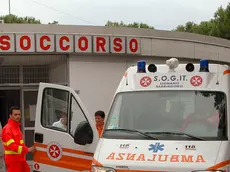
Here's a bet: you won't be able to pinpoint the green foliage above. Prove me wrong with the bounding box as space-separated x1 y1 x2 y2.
0 14 41 24
174 3 230 40
105 20 154 29
48 21 59 24
105 3 230 40
0 14 58 25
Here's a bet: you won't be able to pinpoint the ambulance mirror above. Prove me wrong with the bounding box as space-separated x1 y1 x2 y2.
73 121 93 145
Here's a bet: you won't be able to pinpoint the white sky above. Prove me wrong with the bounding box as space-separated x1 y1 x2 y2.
0 0 229 30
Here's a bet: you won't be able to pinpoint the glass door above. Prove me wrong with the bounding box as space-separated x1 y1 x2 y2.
21 89 38 164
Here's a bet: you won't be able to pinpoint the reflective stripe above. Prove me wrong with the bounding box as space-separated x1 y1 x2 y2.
6 139 15 146
5 150 20 154
3 139 24 145
18 146 22 154
4 146 23 154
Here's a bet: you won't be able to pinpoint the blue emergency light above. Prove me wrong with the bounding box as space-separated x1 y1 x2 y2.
199 59 209 72
137 60 146 73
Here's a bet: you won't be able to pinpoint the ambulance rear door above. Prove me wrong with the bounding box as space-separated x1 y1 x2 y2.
33 82 99 172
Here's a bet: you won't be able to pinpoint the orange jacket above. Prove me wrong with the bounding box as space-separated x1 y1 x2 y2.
2 119 28 164
96 125 104 138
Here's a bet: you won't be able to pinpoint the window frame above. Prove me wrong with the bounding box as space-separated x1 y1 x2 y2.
40 88 92 139
40 87 70 133
68 93 91 138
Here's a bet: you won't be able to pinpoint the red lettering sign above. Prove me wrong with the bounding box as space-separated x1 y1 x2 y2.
129 38 138 52
114 38 122 52
0 35 10 51
0 34 14 52
40 36 51 50
20 36 31 50
36 34 54 52
96 37 106 52
60 36 70 51
106 152 206 163
0 33 142 54
79 37 88 51
16 34 35 52
56 35 73 52
127 37 140 54
110 37 125 53
93 36 109 53
75 35 92 53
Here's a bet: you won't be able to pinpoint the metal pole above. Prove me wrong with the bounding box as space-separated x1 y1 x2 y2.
9 0 11 15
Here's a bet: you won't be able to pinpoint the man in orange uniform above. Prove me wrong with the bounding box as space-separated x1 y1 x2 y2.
95 110 105 137
2 106 35 172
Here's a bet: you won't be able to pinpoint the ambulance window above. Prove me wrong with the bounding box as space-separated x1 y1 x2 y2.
41 88 69 132
69 95 88 137
107 95 122 129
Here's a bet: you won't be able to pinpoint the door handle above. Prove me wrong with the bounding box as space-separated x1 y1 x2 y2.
35 133 43 143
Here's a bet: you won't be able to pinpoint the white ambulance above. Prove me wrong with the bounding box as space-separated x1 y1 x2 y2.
33 58 230 171
92 58 230 172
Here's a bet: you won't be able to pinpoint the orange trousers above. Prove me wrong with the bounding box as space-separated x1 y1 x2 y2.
6 161 30 172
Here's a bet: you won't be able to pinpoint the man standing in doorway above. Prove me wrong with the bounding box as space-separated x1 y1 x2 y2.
95 110 105 137
2 106 35 172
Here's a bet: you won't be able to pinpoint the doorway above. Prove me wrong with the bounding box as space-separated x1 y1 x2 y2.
0 90 20 127
0 89 38 165
22 89 38 162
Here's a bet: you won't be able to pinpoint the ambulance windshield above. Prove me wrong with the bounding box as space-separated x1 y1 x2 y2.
104 90 227 140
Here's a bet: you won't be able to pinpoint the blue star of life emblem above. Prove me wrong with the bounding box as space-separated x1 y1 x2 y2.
148 142 165 153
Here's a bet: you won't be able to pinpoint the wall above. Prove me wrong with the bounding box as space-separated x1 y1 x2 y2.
49 56 68 85
68 55 127 116
0 54 66 65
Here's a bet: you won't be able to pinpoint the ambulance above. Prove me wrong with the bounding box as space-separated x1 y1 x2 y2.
33 58 230 172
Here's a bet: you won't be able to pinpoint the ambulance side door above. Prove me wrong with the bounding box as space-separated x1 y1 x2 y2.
33 82 99 172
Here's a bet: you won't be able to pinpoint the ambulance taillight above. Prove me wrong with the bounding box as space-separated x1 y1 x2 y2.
199 59 209 72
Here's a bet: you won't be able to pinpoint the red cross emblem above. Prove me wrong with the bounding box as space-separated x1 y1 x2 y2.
190 76 203 86
47 142 62 161
34 163 40 170
140 76 152 87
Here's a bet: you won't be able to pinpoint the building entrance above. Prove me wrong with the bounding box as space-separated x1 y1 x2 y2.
0 55 68 167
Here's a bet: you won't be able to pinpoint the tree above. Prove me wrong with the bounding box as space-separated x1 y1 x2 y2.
105 20 154 29
210 5 230 39
48 21 59 24
174 3 230 40
0 14 60 25
0 14 41 24
174 21 198 33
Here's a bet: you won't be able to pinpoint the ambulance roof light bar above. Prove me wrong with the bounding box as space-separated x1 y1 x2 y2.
137 60 146 73
137 61 157 73
199 59 209 72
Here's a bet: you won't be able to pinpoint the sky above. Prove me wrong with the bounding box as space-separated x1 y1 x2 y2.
0 0 229 30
